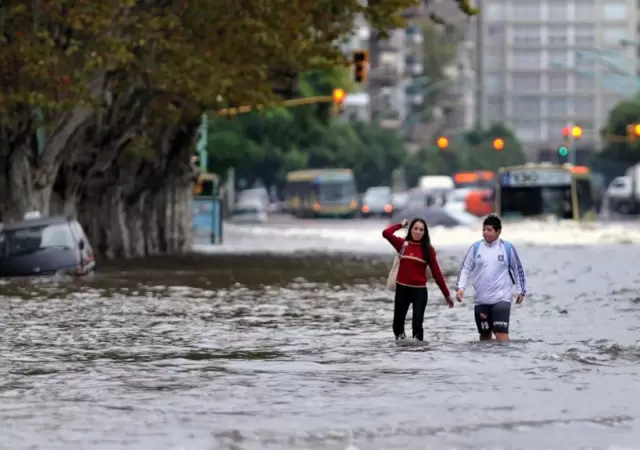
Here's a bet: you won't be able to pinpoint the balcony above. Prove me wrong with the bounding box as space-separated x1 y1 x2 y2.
405 62 424 77
370 63 402 85
405 26 424 46
404 55 423 77
378 110 402 129
401 4 424 19
376 30 404 51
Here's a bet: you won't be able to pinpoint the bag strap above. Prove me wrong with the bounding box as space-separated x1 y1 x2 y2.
501 239 516 285
398 241 408 255
472 240 481 258
502 240 512 268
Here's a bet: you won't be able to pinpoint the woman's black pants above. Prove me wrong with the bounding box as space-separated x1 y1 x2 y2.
393 284 428 340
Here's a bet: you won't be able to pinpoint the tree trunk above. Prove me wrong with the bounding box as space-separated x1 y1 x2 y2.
73 120 198 260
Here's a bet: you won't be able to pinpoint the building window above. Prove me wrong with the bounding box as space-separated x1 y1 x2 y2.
548 97 569 116
603 27 627 44
547 26 568 44
548 49 569 67
512 120 540 142
547 120 570 139
511 72 541 91
485 51 505 68
487 73 506 91
574 51 595 69
547 3 569 21
512 50 541 69
487 96 505 120
575 76 595 90
603 3 628 20
380 51 399 65
485 2 505 20
513 25 542 44
487 25 505 40
512 3 542 20
573 97 595 115
574 1 596 20
574 25 596 45
548 73 568 91
512 96 542 117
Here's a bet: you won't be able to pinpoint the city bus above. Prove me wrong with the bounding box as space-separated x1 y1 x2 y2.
284 169 359 218
453 170 495 189
495 163 595 220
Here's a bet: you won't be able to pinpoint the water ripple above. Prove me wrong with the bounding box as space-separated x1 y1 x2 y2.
1 237 640 449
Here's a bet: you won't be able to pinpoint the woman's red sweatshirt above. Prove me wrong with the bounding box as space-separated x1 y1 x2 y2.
382 223 451 298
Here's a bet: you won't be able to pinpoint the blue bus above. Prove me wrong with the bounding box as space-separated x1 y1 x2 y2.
284 169 359 218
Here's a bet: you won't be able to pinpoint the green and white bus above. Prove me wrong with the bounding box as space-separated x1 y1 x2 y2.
285 169 359 218
495 163 596 221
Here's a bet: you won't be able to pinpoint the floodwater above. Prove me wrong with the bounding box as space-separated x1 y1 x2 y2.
2 217 640 450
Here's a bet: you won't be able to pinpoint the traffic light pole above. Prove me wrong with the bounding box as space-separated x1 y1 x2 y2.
568 134 576 165
214 95 334 117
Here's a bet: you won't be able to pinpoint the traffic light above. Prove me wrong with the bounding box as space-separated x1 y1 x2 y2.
492 138 504 151
571 125 582 139
436 136 449 149
559 126 571 156
626 123 640 142
353 50 368 83
332 88 346 114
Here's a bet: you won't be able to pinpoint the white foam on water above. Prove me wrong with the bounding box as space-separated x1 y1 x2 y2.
193 218 640 255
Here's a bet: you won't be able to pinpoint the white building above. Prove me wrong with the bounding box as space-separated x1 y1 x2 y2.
474 0 637 160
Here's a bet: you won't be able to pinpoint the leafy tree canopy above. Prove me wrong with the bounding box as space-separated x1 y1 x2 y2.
600 97 640 167
1 0 452 129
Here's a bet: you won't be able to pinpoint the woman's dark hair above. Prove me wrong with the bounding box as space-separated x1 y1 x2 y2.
405 217 431 265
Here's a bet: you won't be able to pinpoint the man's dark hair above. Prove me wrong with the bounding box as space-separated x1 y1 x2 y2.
483 214 502 231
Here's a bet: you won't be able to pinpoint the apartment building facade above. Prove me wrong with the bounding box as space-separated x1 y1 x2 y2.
475 0 637 159
342 3 475 147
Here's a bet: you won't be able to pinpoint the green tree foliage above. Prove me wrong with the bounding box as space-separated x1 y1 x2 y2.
599 97 640 168
403 123 527 187
206 70 408 192
0 0 435 128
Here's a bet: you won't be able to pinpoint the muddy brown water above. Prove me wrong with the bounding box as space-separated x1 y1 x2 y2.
1 241 640 449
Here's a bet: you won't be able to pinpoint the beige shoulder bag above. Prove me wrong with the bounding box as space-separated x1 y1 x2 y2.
386 242 408 291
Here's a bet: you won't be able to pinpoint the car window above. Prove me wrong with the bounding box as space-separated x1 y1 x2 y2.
0 223 75 257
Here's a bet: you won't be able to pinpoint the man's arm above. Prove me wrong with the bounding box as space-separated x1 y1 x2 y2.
455 244 476 292
509 244 528 297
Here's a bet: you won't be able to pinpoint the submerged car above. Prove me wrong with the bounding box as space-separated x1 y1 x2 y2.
0 212 96 277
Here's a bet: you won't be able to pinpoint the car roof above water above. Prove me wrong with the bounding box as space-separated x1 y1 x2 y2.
2 215 71 232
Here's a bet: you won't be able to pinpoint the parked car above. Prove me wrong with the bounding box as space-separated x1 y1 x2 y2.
0 212 96 278
390 191 409 213
361 186 393 218
229 201 268 224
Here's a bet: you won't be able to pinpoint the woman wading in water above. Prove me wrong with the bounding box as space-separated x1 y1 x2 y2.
383 218 455 340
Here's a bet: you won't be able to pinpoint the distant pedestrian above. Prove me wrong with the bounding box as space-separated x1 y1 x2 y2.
383 218 454 341
455 215 528 342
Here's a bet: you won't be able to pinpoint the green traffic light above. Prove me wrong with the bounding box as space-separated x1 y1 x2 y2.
558 146 568 156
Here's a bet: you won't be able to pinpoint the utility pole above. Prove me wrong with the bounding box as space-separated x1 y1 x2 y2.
474 0 484 129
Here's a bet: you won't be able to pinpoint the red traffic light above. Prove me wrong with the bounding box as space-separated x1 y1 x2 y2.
562 127 570 137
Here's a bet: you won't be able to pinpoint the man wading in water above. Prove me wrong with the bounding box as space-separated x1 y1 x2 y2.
383 218 454 341
455 215 528 342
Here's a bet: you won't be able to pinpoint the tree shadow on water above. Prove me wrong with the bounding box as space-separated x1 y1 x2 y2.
1 252 398 299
